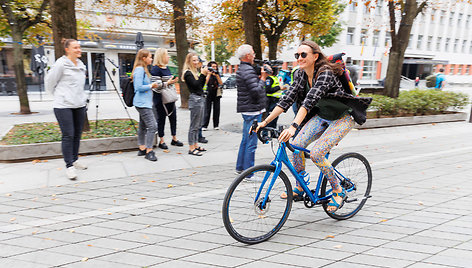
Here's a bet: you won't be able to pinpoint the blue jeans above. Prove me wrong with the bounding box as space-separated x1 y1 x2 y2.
236 113 262 171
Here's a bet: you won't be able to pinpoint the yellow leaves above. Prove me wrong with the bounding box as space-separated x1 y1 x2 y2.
69 230 75 233
10 217 16 222
167 184 173 188
81 257 89 262
325 235 335 239
379 219 388 223
140 197 146 200
333 245 343 249
418 201 424 206
258 215 266 219
163 150 170 153
148 180 156 183
189 182 194 186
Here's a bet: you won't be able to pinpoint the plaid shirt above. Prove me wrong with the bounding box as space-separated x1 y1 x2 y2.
277 66 372 125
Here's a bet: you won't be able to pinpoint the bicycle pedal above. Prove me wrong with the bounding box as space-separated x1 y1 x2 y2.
292 195 304 202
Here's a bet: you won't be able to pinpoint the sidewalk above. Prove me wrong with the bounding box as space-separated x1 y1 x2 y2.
1 90 472 267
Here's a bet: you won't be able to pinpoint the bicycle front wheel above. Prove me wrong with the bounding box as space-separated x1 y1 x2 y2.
222 164 293 244
321 152 372 220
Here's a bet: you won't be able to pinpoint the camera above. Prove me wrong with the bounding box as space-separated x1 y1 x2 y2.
254 59 284 75
207 66 218 74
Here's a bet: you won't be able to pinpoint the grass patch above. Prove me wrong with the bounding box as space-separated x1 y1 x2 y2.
1 119 137 145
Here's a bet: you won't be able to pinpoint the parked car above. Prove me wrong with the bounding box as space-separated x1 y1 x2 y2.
222 74 237 89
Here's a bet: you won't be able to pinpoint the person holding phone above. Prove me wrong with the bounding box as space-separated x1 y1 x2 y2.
151 48 183 150
132 49 160 161
182 53 210 156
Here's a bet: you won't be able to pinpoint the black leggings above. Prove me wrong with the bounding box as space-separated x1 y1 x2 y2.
154 94 177 137
54 106 86 168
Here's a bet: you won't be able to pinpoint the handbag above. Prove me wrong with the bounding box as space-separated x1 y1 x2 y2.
151 75 179 104
216 85 223 97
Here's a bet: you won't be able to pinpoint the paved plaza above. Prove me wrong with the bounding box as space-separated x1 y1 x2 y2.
1 90 472 267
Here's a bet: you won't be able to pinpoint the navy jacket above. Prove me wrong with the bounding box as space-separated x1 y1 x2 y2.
236 61 267 113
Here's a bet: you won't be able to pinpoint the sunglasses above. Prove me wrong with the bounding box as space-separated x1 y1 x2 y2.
294 52 310 59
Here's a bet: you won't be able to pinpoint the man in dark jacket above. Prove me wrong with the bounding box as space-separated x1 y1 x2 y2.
235 44 269 175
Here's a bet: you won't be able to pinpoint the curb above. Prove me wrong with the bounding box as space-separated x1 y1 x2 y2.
0 136 137 162
356 112 467 129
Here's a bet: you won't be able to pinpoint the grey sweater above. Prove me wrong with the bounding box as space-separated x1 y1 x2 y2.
45 56 87 108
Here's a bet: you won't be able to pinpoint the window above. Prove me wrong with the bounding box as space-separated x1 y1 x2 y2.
347 27 355 45
348 1 356 11
360 29 368 45
466 65 470 74
361 61 376 80
417 35 423 50
454 39 459 52
462 40 467 53
458 13 463 26
445 38 450 51
457 65 462 74
373 30 380 46
449 12 455 26
408 34 413 48
375 0 382 15
440 11 446 24
385 34 391 46
467 15 471 27
436 37 442 51
427 36 433 51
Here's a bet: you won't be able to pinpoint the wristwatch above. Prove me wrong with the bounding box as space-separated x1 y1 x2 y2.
291 122 299 129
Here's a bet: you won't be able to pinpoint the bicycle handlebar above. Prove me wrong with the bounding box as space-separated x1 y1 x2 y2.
250 120 310 158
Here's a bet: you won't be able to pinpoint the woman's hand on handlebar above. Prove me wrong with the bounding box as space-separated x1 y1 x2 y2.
278 127 295 142
254 120 267 133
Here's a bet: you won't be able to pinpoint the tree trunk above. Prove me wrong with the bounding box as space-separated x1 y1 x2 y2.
267 36 279 60
11 28 31 114
172 0 190 108
50 0 77 60
384 0 424 98
242 0 262 59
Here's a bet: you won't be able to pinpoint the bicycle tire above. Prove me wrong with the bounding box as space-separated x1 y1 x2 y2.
320 152 372 220
222 164 293 244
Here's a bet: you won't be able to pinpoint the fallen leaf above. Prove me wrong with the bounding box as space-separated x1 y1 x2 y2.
32 230 38 235
163 150 170 153
167 184 173 188
81 257 88 262
43 237 52 240
32 159 40 164
51 194 56 197
51 198 58 201
69 230 75 233
431 123 436 126
10 217 16 221
56 185 62 187
140 197 146 200
333 245 343 249
6 193 12 196
325 235 335 239
102 153 109 156
229 217 234 223
379 219 388 223
118 151 123 154
192 172 197 175
457 165 462 168
87 244 93 247
189 182 194 186
132 179 137 182
123 198 128 200
418 201 424 205
422 136 427 139
146 225 151 228
375 212 380 215
43 160 48 162
148 180 156 183
142 235 149 239
113 200 116 203
258 215 266 219
107 212 113 215
57 168 62 170
32 197 38 201
176 152 182 155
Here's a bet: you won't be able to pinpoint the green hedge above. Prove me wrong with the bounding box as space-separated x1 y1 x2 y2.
362 89 469 117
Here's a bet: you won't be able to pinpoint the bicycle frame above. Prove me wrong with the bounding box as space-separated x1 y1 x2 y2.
255 141 355 208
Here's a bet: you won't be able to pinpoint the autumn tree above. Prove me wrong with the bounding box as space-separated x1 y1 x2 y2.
0 0 50 114
203 37 232 66
214 0 342 60
383 0 427 98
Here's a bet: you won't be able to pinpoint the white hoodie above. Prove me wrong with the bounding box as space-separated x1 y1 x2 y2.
45 56 87 108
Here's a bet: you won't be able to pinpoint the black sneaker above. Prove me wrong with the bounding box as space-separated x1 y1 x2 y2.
198 137 208 144
158 143 168 149
171 140 184 146
145 150 158 161
137 149 146 156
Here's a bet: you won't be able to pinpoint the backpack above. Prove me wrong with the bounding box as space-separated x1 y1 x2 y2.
425 74 437 88
120 77 135 107
327 53 358 96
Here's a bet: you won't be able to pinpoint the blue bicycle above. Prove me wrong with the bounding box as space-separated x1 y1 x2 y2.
222 123 372 244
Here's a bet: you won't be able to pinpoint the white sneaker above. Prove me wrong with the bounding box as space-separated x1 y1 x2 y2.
73 161 88 170
214 127 220 130
202 127 208 131
66 167 77 180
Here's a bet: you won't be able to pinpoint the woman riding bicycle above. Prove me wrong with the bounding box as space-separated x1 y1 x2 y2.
257 41 372 212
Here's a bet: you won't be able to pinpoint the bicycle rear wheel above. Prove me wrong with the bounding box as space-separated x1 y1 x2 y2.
321 152 372 220
222 164 293 244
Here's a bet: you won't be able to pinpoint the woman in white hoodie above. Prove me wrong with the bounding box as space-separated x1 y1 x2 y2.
45 39 88 180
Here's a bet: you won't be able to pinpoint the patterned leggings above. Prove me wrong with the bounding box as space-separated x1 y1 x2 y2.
291 114 355 191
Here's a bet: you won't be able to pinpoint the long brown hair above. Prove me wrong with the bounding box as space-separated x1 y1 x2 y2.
300 40 343 78
181 52 199 81
131 49 151 79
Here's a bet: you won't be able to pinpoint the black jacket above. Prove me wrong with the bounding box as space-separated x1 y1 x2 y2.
236 61 267 113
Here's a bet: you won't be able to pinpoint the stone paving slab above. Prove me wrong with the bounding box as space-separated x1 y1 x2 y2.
1 120 472 267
